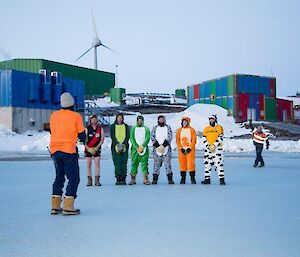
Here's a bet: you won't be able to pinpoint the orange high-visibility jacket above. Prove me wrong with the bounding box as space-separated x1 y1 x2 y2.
50 109 85 154
253 129 268 144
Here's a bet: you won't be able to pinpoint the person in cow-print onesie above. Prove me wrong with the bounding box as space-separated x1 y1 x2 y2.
201 115 225 185
151 115 174 184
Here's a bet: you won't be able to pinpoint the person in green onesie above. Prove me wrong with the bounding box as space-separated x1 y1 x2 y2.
129 115 151 185
110 113 130 185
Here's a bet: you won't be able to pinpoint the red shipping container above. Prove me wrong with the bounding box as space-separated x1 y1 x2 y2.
194 84 199 100
237 93 250 122
259 94 265 120
276 98 293 121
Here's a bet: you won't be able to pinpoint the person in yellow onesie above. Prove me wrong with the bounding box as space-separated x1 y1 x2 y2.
201 115 225 185
176 117 197 184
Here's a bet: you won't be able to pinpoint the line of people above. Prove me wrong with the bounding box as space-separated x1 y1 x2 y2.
84 113 226 187
49 92 269 215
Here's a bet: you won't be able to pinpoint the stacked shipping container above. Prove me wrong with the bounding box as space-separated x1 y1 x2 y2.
0 69 85 132
187 74 293 122
0 69 84 109
0 59 115 97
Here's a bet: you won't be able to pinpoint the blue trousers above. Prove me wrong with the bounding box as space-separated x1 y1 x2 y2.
52 151 80 198
254 143 264 166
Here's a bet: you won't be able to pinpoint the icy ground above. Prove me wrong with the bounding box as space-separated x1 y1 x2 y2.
0 152 299 257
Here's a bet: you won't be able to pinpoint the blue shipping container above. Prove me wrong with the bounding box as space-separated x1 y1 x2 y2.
238 75 245 93
216 80 222 97
221 78 228 96
188 86 194 106
0 70 12 106
0 69 85 109
199 84 205 98
42 83 51 103
264 78 270 97
257 77 263 94
254 77 259 93
204 82 210 98
228 96 234 110
249 94 255 108
255 94 260 120
249 76 254 94
205 98 210 104
216 97 222 107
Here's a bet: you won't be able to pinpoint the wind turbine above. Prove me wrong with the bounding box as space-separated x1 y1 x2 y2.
74 9 120 70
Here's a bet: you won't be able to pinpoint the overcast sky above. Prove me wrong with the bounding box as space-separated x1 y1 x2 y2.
0 0 299 96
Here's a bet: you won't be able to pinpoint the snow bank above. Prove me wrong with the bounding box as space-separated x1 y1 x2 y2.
0 129 299 156
0 104 299 156
123 104 249 138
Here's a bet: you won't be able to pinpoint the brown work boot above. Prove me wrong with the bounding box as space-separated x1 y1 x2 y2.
129 175 136 185
63 196 80 215
51 195 62 215
86 176 92 186
143 175 150 185
95 176 101 186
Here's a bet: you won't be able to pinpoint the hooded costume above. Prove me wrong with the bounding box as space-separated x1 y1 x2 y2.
176 117 197 184
201 115 225 185
110 113 130 185
151 115 174 184
129 116 151 184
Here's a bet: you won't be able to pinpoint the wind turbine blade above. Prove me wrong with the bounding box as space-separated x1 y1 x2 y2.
101 44 124 57
74 46 94 63
91 8 99 39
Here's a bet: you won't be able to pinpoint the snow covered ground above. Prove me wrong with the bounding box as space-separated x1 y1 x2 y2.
0 104 299 158
0 152 299 257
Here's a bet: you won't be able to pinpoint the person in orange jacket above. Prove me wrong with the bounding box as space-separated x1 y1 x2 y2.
50 92 86 215
176 117 197 184
252 125 270 167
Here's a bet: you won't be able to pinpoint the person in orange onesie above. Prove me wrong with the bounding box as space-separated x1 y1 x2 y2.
176 117 197 184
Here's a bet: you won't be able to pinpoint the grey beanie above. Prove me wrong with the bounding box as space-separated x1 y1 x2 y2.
60 92 75 108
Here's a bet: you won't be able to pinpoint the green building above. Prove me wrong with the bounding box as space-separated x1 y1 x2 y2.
0 58 115 97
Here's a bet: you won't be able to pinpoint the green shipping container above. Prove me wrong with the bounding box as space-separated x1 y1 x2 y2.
0 58 115 97
175 89 186 98
110 88 125 104
227 75 235 96
200 98 205 103
209 81 216 104
221 97 228 109
265 97 277 121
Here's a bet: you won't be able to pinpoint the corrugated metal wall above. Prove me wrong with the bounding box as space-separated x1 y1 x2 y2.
187 74 281 122
276 98 293 121
0 69 84 110
0 59 115 97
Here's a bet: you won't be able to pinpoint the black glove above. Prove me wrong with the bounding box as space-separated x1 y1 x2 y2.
186 148 191 154
181 148 186 154
162 140 169 147
153 140 160 148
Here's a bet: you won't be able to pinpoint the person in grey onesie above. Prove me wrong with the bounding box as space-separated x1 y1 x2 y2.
151 115 174 184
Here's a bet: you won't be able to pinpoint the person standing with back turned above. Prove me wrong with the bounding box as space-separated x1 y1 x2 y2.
50 92 86 215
